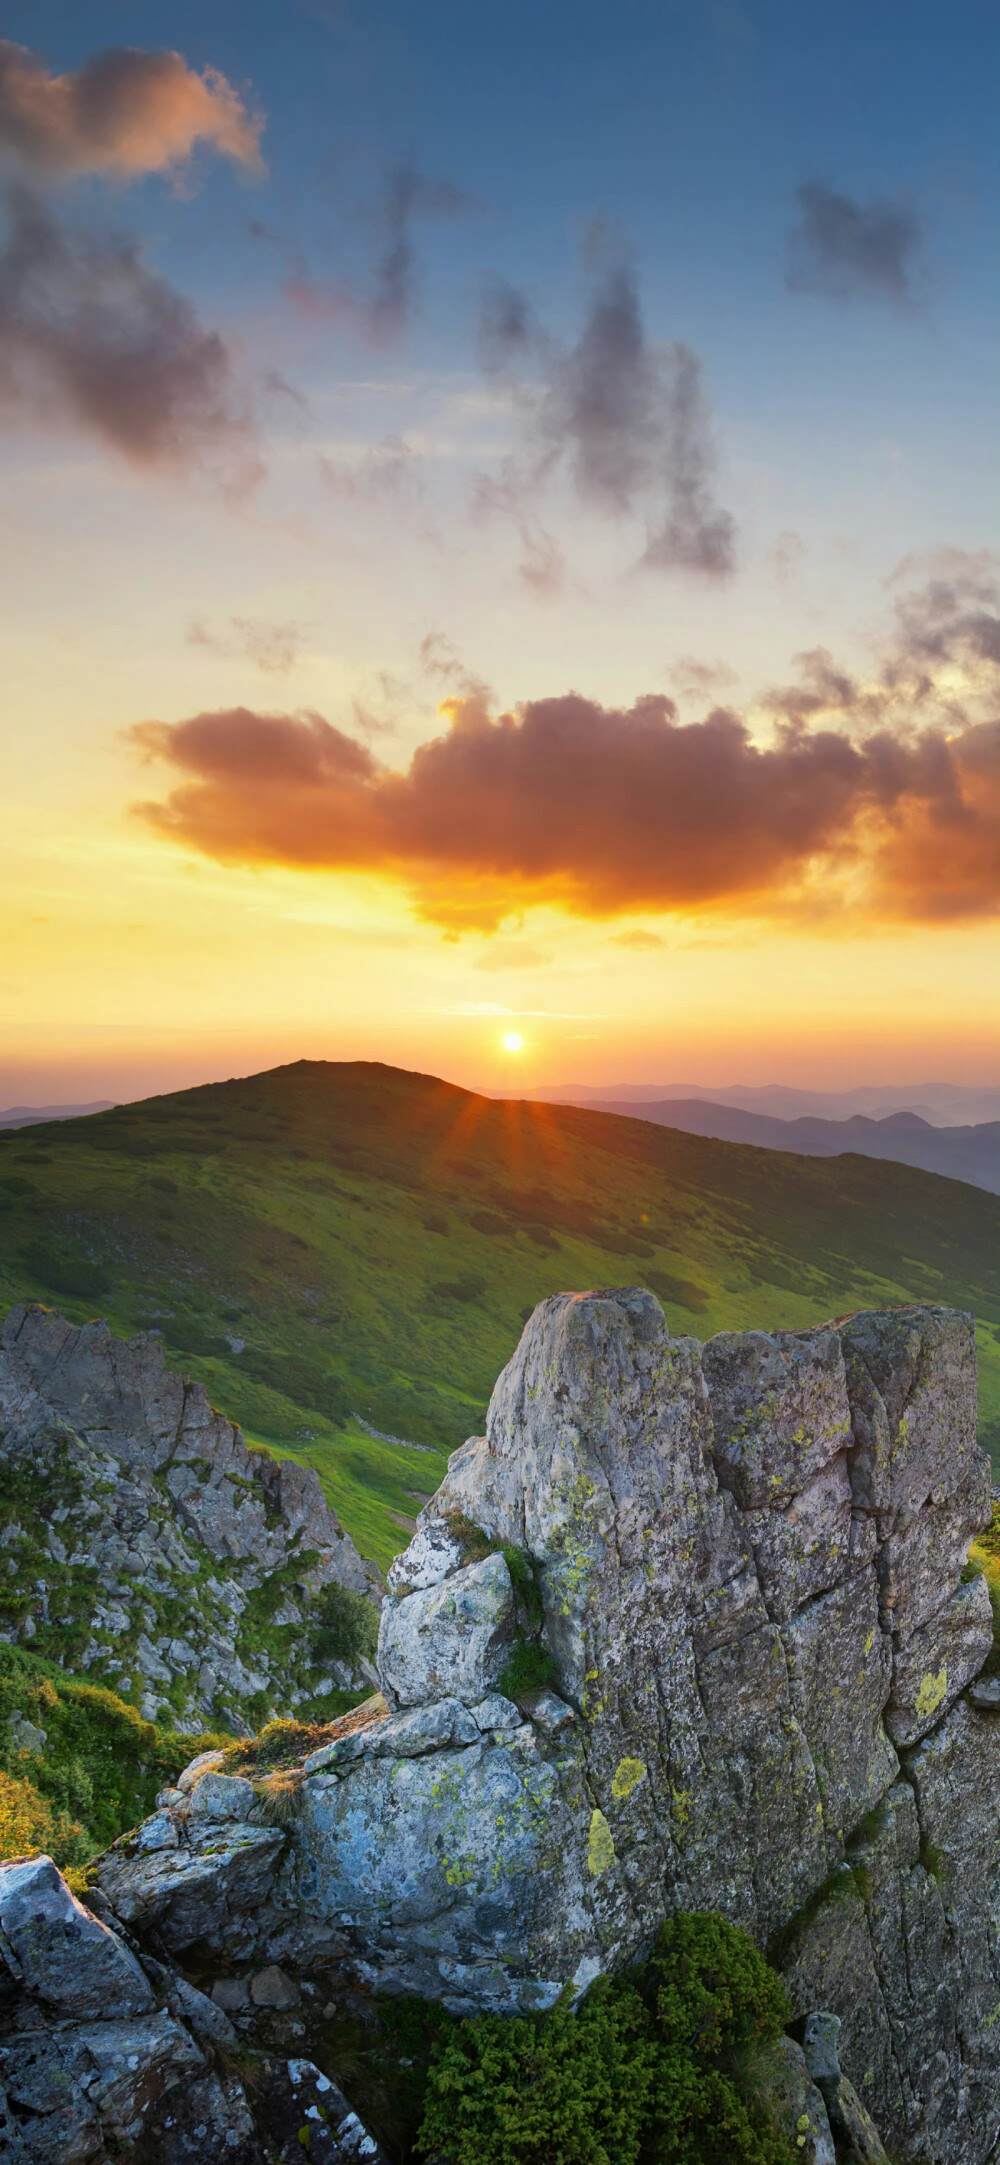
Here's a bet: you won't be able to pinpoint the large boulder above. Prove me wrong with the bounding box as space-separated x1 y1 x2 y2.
89 1295 999 2163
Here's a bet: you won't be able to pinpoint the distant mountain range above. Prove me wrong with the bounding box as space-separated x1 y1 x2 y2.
524 1080 1000 1127
586 1098 1000 1194
0 1101 115 1130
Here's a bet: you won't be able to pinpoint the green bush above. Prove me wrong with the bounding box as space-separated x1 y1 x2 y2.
645 1911 793 2164
418 1977 656 2165
310 1582 379 1669
418 1913 796 2165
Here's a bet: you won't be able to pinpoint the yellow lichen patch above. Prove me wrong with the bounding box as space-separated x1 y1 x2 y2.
670 1785 693 1830
611 1756 647 1801
587 1807 616 1875
915 1667 947 1719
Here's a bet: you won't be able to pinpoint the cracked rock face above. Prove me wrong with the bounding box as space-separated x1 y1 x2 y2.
92 1293 998 2164
0 1304 376 1731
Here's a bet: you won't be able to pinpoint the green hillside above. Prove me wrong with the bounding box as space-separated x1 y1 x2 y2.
1 1059 996 1571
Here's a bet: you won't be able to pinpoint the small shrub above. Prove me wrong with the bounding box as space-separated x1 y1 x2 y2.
0 1766 87 1868
470 1210 511 1237
497 1641 557 1698
310 1583 379 1669
419 1978 656 2165
253 1768 303 1824
645 1911 794 2164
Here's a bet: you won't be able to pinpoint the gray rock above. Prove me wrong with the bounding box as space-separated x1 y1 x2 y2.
378 1551 516 1707
7 1710 47 1755
187 1770 258 1822
67 1294 1000 2163
884 1572 994 1747
250 1962 300 2008
386 1515 464 1593
177 1748 226 1792
0 1855 154 2019
470 1691 521 1732
516 1688 577 1734
0 1303 377 1733
702 1325 851 1509
967 1673 1000 1711
771 2033 837 2165
95 1822 285 1950
211 1974 251 2011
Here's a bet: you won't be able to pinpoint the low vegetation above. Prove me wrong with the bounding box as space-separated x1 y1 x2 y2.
0 1642 224 1868
0 1061 995 1572
320 1912 802 2164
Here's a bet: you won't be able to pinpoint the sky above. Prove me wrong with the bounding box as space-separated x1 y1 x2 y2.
1 0 997 1105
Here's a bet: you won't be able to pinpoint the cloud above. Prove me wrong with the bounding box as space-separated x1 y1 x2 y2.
478 278 538 373
188 617 306 675
608 930 664 950
0 185 258 481
474 940 554 971
0 40 262 180
128 561 999 934
286 161 472 342
669 656 739 699
475 243 735 578
787 181 924 309
320 432 420 502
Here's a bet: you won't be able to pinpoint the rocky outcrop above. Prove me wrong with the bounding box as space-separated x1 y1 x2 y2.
70 1297 1000 2160
0 1304 376 1732
0 1853 390 2162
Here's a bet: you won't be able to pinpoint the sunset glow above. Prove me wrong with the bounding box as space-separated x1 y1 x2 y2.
0 4 995 1109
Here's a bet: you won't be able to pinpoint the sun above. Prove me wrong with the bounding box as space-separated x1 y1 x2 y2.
502 1032 523 1053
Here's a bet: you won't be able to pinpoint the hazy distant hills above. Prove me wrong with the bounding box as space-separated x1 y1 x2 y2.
0 1101 114 1129
524 1080 1000 1127
588 1099 1000 1194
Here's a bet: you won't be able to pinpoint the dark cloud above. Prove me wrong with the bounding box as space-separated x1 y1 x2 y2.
128 562 999 933
0 39 262 179
787 181 924 309
286 161 472 342
477 279 539 373
476 246 735 578
188 617 306 675
0 185 258 481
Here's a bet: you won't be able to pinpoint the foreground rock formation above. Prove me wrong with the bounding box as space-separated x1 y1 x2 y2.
0 1305 375 1731
4 1292 996 2162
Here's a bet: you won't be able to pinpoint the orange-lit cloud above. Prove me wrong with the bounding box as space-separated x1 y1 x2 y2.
0 40 262 180
127 559 999 934
128 693 997 934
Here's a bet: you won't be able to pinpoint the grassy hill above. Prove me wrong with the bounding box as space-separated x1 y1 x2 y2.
1 1059 996 1571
